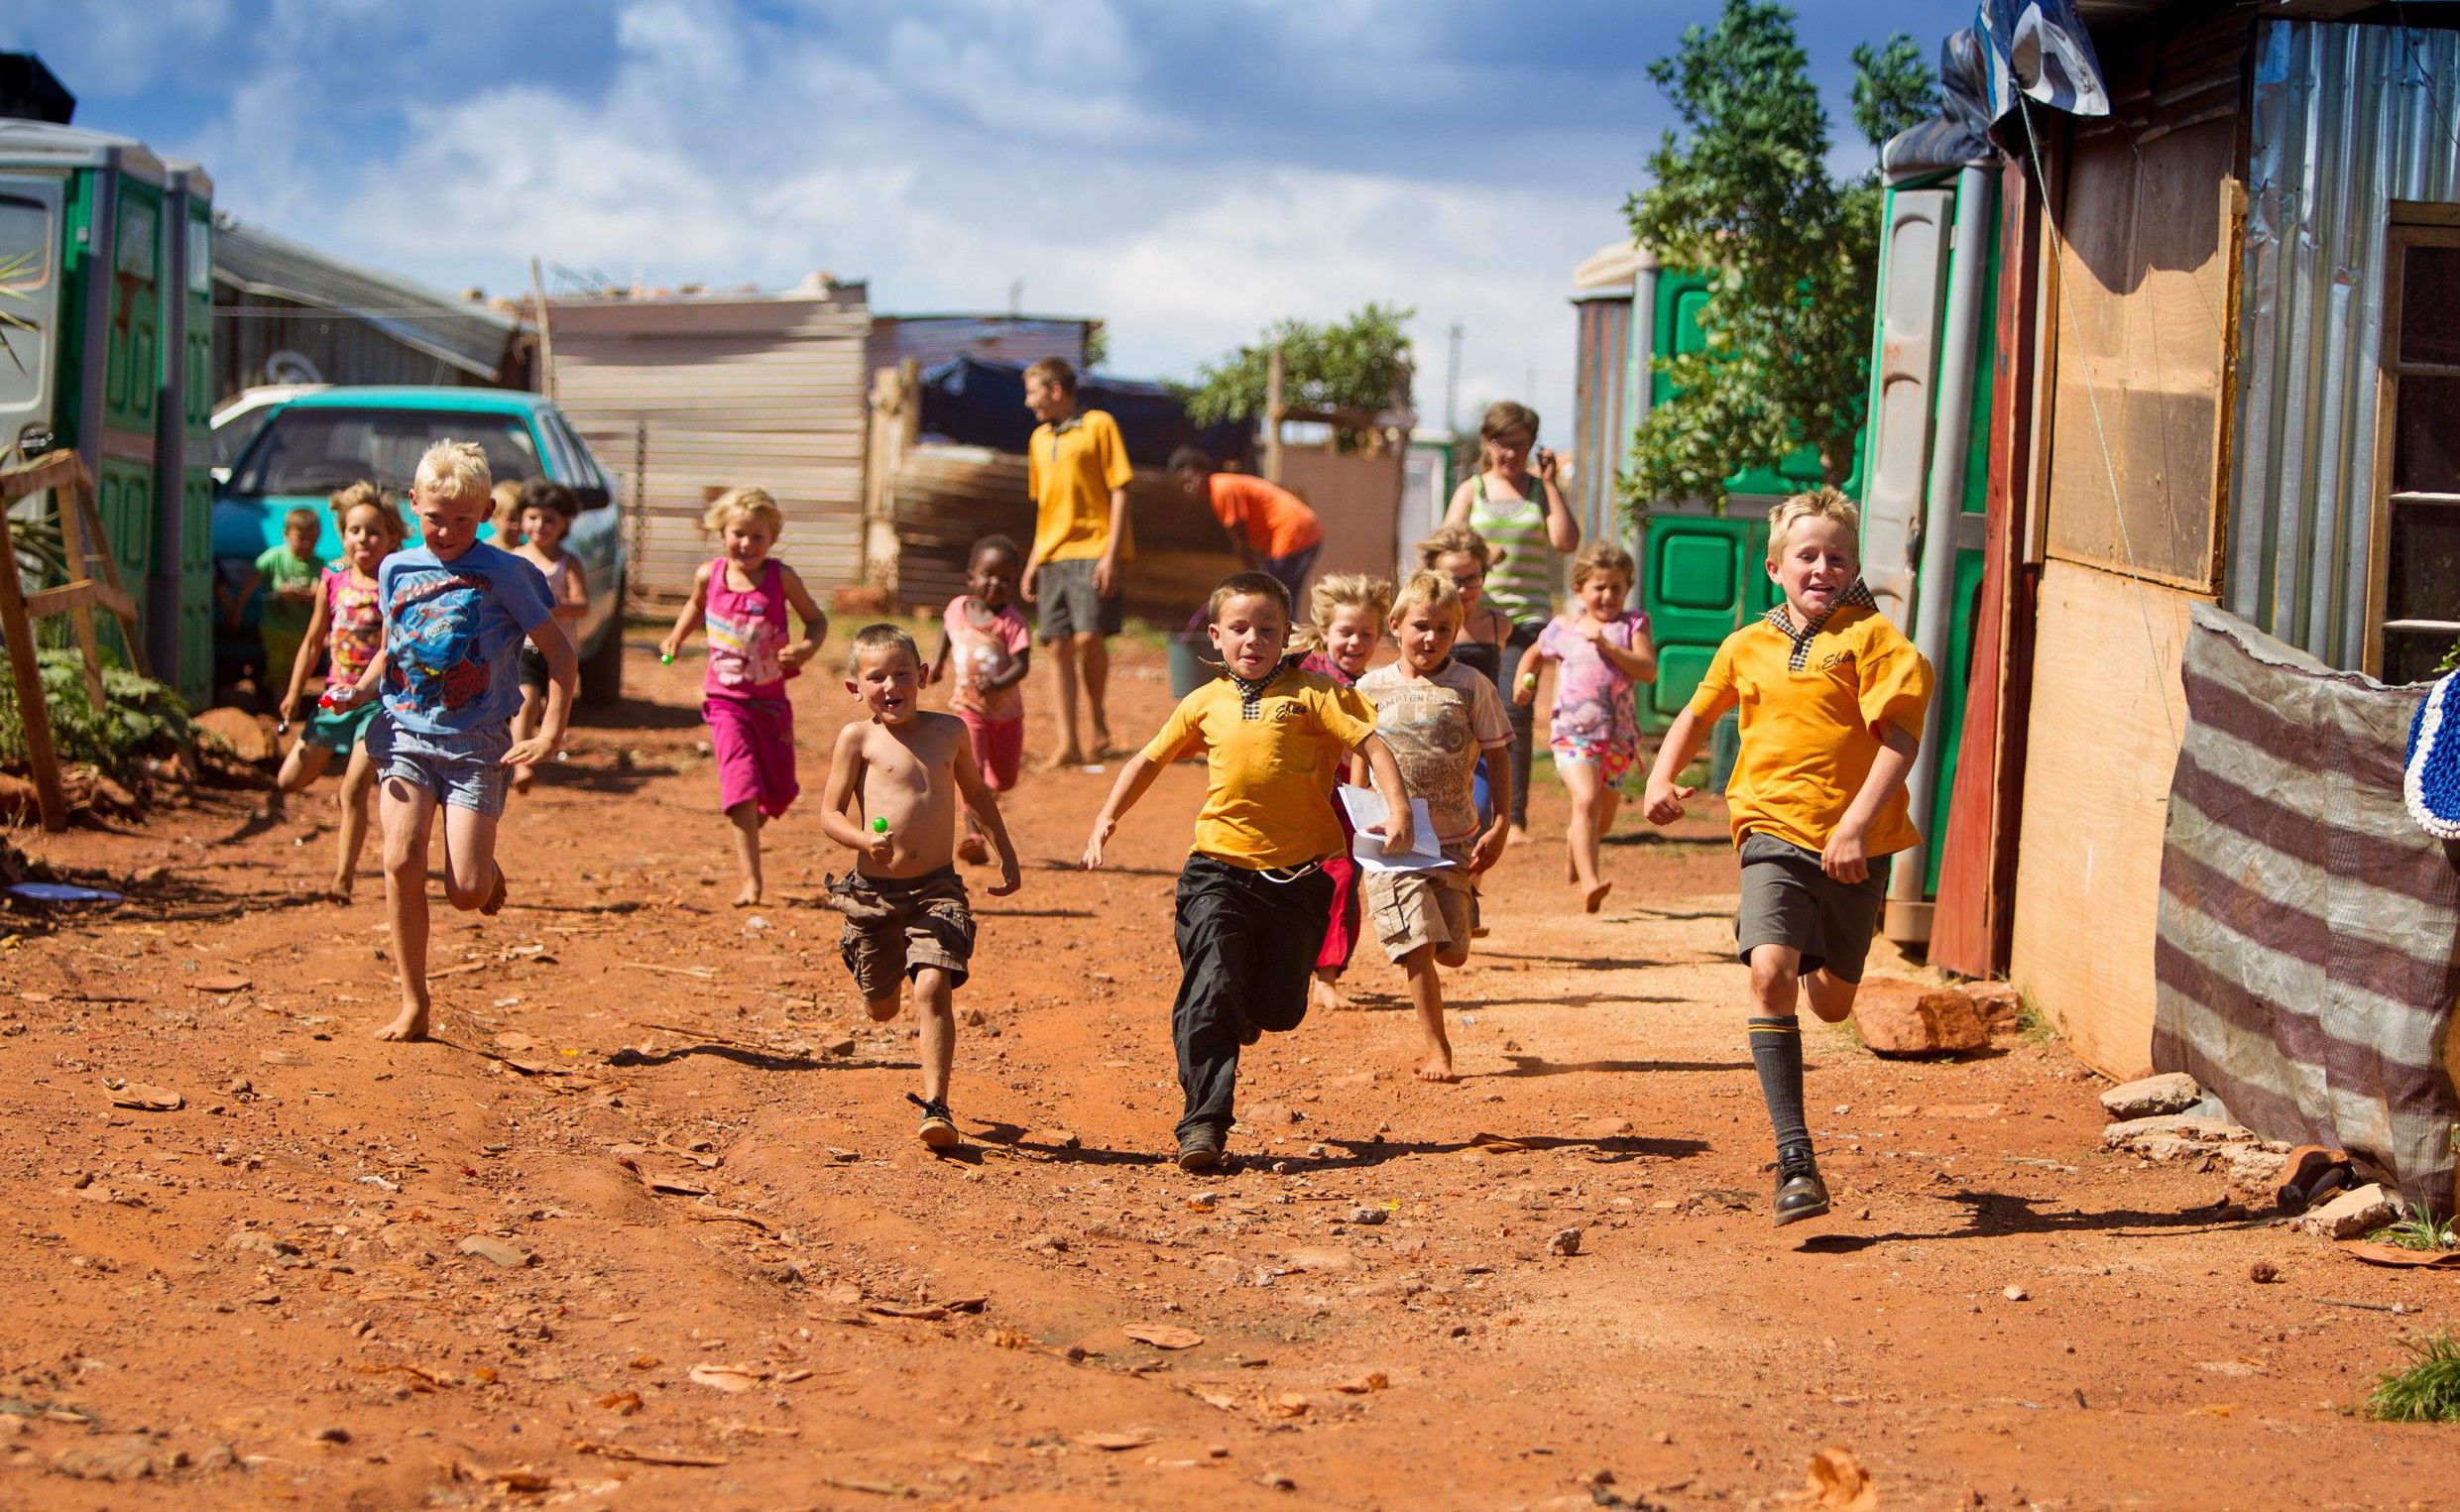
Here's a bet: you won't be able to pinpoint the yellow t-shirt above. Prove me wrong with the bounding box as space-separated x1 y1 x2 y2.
1140 667 1377 870
1688 604 1934 857
1027 408 1135 564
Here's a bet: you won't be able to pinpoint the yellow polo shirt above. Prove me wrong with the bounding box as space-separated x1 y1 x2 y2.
1688 604 1933 856
1027 408 1135 564
1140 666 1376 869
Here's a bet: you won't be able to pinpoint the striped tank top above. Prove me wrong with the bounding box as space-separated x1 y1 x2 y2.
1466 473 1558 628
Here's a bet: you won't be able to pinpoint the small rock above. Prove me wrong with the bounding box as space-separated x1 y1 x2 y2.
1346 1207 1386 1226
195 707 280 764
2294 1183 2400 1240
1851 981 1987 1057
2099 1072 2201 1120
820 1034 857 1058
1961 980 2025 1031
1034 1129 1082 1150
2002 1285 2028 1302
52 1435 160 1482
1547 1227 1583 1257
315 1426 352 1445
2248 1260 2281 1284
457 1235 533 1269
1258 1473 1296 1491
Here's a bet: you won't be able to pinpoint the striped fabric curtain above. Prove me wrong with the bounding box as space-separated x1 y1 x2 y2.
2156 605 2459 1211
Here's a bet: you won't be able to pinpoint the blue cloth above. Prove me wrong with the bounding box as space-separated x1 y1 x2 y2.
376 543 554 739
2404 672 2460 841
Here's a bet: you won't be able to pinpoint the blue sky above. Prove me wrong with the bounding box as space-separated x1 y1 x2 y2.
9 0 1979 436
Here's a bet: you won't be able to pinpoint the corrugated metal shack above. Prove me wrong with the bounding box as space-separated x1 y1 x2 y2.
212 215 530 398
1917 1 2460 1080
547 280 874 605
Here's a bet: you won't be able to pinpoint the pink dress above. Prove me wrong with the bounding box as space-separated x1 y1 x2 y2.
1300 648 1362 976
703 558 798 818
1536 610 1650 786
943 595 1031 791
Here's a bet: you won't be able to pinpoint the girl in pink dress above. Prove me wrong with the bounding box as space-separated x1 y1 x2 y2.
1517 541 1657 914
659 488 831 906
275 482 406 900
927 534 1034 865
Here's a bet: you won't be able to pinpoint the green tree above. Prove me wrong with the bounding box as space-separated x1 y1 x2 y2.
1623 1 1936 510
1187 303 1415 449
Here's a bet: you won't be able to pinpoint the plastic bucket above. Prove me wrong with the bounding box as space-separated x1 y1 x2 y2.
1167 635 1219 700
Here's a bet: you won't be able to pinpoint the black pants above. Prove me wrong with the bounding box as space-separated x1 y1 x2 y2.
1171 854 1332 1142
1495 621 1543 828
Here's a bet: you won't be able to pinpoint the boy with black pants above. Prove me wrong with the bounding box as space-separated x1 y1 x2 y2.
1084 571 1412 1171
1643 489 1933 1226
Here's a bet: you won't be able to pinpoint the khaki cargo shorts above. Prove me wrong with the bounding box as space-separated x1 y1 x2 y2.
830 867 976 998
1363 842 1478 962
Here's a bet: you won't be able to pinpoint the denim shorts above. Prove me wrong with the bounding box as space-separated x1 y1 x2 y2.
366 713 512 818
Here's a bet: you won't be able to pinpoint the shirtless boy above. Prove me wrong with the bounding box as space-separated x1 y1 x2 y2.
819 625 1021 1148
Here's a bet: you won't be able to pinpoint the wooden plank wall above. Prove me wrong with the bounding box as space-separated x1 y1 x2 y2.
550 293 872 605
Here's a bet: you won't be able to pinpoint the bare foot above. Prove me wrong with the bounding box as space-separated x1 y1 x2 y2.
1582 879 1612 914
1417 1049 1459 1083
373 1005 430 1042
733 883 762 907
1309 974 1347 1013
1041 748 1087 772
325 879 354 905
1565 854 1579 883
956 833 990 866
481 867 509 917
1509 825 1532 846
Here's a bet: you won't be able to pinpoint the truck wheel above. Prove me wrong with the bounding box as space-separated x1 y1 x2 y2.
579 582 626 706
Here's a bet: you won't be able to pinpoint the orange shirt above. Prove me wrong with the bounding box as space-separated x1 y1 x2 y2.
1688 605 1933 857
1206 473 1324 559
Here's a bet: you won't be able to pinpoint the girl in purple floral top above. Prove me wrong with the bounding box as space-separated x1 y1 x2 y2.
1517 542 1656 913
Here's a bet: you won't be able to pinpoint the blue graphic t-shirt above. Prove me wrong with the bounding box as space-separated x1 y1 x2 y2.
377 543 556 738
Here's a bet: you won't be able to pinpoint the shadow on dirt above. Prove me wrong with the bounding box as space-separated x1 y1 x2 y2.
1486 1052 1753 1078
607 1043 916 1074
1300 1131 1710 1170
1795 1190 2264 1253
1477 951 1720 972
574 691 708 733
113 872 333 925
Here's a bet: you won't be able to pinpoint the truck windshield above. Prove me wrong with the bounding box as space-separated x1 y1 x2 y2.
232 407 541 496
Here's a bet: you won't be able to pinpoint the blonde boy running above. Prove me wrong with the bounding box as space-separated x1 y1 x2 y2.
820 626 1021 1149
1642 489 1933 1225
1354 571 1512 1082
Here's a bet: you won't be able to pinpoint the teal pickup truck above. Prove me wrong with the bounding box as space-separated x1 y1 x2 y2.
212 387 628 703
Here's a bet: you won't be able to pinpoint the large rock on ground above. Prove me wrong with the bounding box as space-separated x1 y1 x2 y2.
2293 1182 2401 1240
2104 1114 2290 1197
1853 985 1987 1057
194 707 279 764
2100 1071 2202 1120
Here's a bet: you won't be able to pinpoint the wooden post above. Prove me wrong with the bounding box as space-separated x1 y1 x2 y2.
0 506 67 832
51 466 108 714
628 418 648 616
530 257 557 401
1262 348 1286 486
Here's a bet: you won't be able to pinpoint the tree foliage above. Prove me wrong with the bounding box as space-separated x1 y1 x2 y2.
1186 303 1415 447
1623 1 1936 510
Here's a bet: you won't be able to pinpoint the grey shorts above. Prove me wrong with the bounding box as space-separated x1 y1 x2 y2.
366 714 512 818
1035 556 1124 640
831 867 976 998
1363 843 1477 961
1733 832 1890 983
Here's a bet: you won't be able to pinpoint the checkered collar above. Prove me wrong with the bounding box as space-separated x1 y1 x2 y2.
1048 413 1083 435
1764 579 1877 671
1227 653 1303 719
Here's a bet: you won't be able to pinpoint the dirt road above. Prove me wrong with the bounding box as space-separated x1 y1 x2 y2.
1 638 2448 1509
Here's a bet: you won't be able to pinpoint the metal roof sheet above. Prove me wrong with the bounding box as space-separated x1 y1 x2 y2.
211 215 522 382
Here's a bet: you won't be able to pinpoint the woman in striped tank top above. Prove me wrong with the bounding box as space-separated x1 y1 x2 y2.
1443 401 1580 840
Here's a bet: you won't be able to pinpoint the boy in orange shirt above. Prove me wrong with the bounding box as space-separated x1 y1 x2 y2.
1170 447 1325 606
1020 358 1132 768
1642 489 1933 1227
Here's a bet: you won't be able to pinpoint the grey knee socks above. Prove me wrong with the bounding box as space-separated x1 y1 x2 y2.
1748 1016 1812 1158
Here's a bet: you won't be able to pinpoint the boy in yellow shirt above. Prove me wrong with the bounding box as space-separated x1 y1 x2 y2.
1642 489 1933 1226
1020 357 1133 768
1085 571 1412 1171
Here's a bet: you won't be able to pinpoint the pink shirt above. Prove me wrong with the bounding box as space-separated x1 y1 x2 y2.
942 596 1031 722
705 558 793 699
1537 610 1650 752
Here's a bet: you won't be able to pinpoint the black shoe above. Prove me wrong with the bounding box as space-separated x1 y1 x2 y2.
1177 1128 1225 1172
1771 1147 1829 1227
1237 1013 1262 1047
906 1093 960 1150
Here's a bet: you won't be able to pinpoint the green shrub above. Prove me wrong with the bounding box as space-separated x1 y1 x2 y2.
0 645 197 782
2367 1333 2460 1423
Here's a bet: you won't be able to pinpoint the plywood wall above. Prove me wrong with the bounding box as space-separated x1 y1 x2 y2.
550 293 872 604
2009 558 2204 1078
1278 447 1404 583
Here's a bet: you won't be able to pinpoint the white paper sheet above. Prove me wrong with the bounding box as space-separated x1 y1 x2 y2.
1337 788 1451 872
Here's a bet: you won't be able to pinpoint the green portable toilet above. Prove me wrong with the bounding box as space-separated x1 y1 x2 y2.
0 117 211 702
157 161 214 701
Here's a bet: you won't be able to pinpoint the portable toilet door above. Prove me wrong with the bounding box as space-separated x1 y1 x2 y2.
156 162 213 703
0 165 63 473
1 120 170 668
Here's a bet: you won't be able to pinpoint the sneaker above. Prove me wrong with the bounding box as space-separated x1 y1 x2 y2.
1771 1147 1830 1227
1176 1128 1225 1172
907 1093 960 1150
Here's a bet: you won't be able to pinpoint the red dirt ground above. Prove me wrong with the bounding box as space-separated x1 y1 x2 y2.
1 636 2451 1510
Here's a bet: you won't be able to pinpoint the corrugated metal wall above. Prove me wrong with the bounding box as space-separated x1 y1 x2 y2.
1570 294 1630 547
2228 19 2460 668
550 291 872 604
